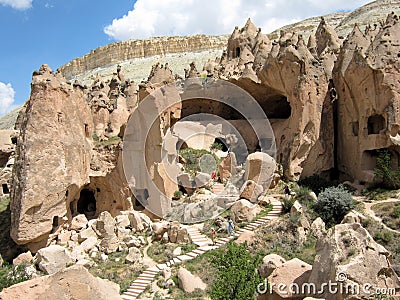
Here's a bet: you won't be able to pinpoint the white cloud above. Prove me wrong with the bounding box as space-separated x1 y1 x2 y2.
0 82 15 115
104 0 372 41
0 0 32 10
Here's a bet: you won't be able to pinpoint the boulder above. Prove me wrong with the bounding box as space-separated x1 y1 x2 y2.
81 237 98 253
177 172 195 194
115 214 130 228
78 226 98 243
0 265 120 300
56 230 72 246
168 222 180 243
94 211 116 238
240 180 263 203
128 211 144 232
35 245 74 275
13 251 33 266
177 267 207 293
290 200 303 218
218 152 237 181
125 247 142 264
235 230 255 245
341 210 366 224
152 221 169 240
310 217 326 238
70 214 88 231
230 199 261 223
194 172 211 188
176 228 189 244
265 258 312 299
258 253 287 278
244 152 275 189
308 223 400 300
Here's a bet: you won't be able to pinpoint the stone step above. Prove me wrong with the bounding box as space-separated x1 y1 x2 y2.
121 294 137 300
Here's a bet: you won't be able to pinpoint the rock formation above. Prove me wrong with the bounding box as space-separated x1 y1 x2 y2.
0 265 121 300
8 2 400 250
308 223 400 299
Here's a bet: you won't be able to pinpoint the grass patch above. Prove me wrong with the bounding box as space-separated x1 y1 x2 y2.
249 214 317 265
371 201 400 231
0 263 30 290
93 134 121 148
361 188 399 201
89 251 145 292
179 148 221 176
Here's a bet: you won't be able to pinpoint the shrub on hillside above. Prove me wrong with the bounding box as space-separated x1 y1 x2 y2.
314 185 354 227
209 242 263 300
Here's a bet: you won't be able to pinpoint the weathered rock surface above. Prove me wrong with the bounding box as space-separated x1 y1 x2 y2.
258 253 287 278
177 267 207 293
10 65 93 249
0 265 120 300
35 244 74 275
308 223 400 299
230 199 261 223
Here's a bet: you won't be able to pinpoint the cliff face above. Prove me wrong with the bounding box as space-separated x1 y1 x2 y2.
58 34 229 80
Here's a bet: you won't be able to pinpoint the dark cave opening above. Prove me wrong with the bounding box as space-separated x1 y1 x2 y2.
77 189 97 218
368 114 385 135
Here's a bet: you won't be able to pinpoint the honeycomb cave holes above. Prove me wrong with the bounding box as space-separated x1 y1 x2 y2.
76 189 97 219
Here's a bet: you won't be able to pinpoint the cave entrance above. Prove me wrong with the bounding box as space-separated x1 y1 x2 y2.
368 114 385 135
77 189 97 218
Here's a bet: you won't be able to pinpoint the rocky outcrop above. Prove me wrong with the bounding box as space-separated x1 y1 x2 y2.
0 265 120 300
308 223 400 300
334 12 400 183
10 65 94 249
177 267 207 293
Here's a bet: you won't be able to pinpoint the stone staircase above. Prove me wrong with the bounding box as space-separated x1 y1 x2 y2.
121 198 283 300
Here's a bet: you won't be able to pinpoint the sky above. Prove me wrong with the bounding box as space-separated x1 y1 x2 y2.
0 0 373 116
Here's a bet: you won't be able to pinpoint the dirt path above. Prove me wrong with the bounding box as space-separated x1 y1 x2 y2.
142 236 156 267
356 196 400 235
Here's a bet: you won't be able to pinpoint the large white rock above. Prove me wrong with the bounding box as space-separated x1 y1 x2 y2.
230 199 261 222
36 245 74 275
177 267 207 293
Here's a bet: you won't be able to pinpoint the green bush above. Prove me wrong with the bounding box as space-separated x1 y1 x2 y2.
210 142 223 151
282 196 296 214
391 204 400 219
374 149 400 189
0 263 30 290
314 185 354 227
209 242 263 300
173 190 183 199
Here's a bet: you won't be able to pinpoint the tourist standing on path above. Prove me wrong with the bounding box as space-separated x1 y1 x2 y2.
227 216 235 236
211 227 217 245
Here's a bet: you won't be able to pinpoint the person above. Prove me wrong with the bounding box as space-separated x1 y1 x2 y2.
211 171 217 180
284 185 291 200
227 216 235 236
211 227 217 244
